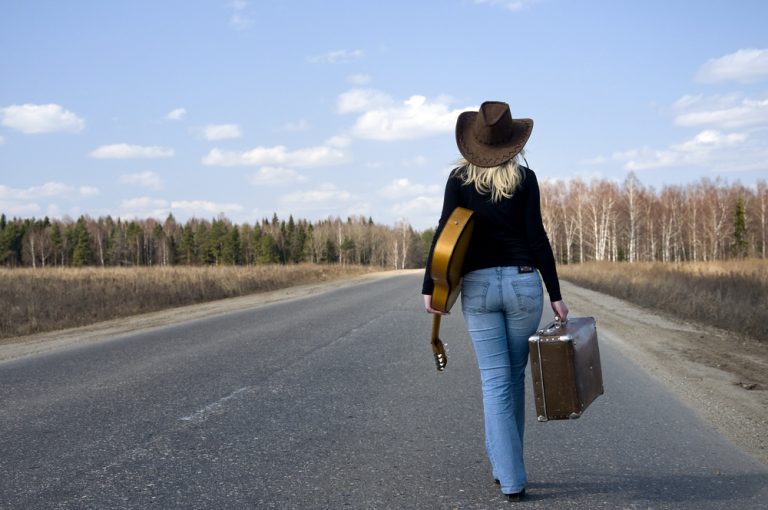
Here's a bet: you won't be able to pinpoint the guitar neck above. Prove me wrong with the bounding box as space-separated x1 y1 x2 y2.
431 314 442 342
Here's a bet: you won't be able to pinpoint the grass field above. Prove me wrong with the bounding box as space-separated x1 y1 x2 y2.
0 264 377 339
558 259 768 342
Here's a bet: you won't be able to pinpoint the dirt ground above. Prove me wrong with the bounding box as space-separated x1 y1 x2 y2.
1 271 766 465
560 280 768 466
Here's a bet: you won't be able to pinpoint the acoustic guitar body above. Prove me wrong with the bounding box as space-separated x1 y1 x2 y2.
430 207 475 313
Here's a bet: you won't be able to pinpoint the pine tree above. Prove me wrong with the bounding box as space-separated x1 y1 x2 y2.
256 233 279 264
222 225 241 265
340 237 356 264
734 197 748 257
0 219 23 266
50 223 62 266
178 226 196 265
126 221 142 265
322 238 339 263
71 217 93 267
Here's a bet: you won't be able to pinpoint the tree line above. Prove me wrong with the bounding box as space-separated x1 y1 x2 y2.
538 174 767 263
0 213 431 269
3 173 765 269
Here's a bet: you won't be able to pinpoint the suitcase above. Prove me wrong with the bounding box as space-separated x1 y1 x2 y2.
528 317 604 422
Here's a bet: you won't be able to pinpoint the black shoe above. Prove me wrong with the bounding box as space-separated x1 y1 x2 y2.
505 489 526 502
494 478 500 485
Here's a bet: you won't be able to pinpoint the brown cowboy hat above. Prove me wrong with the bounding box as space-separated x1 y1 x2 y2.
455 101 533 167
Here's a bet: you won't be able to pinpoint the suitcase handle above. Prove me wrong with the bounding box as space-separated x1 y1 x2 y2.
543 317 568 334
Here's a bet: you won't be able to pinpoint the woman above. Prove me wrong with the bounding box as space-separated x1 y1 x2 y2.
422 101 568 502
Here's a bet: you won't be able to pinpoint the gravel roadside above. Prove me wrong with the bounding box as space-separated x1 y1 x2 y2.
560 279 768 466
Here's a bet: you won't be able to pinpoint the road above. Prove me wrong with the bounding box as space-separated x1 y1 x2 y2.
1 273 766 509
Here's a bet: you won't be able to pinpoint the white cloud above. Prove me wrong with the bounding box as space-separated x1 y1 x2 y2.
281 183 353 204
202 143 344 167
0 182 98 217
609 130 750 171
474 0 538 11
390 195 443 218
121 197 168 210
119 171 164 191
579 155 608 166
0 103 85 134
337 88 394 114
673 93 768 129
276 119 310 132
89 144 174 159
120 197 170 219
248 167 308 185
340 91 475 141
203 124 242 140
165 107 186 120
171 200 244 214
541 172 607 184
324 135 351 148
79 186 100 197
347 73 372 85
0 182 98 200
307 49 364 64
47 203 61 217
379 178 441 199
229 0 252 30
346 202 371 217
400 155 429 167
696 48 768 84
674 130 747 151
0 200 41 215
118 197 243 219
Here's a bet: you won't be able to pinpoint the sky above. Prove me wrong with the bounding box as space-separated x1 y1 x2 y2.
1 0 767 230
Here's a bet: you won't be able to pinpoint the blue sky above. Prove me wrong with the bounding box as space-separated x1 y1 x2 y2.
1 0 767 229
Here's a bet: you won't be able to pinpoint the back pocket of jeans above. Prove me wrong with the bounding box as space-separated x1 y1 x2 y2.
515 282 542 314
461 280 489 313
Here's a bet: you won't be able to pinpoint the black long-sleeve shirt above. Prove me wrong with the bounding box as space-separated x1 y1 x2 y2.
421 166 562 302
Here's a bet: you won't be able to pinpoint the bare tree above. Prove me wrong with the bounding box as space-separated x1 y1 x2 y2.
757 180 767 258
623 172 641 262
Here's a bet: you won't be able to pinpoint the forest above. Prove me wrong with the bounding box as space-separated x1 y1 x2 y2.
538 173 765 263
1 173 766 268
0 212 429 269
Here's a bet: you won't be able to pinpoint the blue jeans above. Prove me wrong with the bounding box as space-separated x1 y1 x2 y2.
461 267 543 494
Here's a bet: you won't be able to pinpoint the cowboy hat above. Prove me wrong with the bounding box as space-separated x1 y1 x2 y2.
455 101 533 167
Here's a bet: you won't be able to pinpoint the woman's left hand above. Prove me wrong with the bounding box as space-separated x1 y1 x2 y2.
551 300 569 321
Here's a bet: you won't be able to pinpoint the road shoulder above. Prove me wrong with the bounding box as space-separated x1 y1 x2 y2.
561 279 768 466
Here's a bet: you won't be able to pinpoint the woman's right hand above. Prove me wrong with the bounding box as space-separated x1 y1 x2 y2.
423 294 449 315
551 300 569 322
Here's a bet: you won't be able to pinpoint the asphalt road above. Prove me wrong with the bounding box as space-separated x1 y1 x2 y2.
1 273 766 509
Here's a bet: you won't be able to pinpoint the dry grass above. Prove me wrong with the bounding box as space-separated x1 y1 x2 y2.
0 264 377 339
558 259 768 342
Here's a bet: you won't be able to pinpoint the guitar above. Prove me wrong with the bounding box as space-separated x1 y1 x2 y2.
429 207 475 371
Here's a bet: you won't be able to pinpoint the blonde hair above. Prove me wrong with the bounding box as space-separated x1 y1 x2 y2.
456 151 525 202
